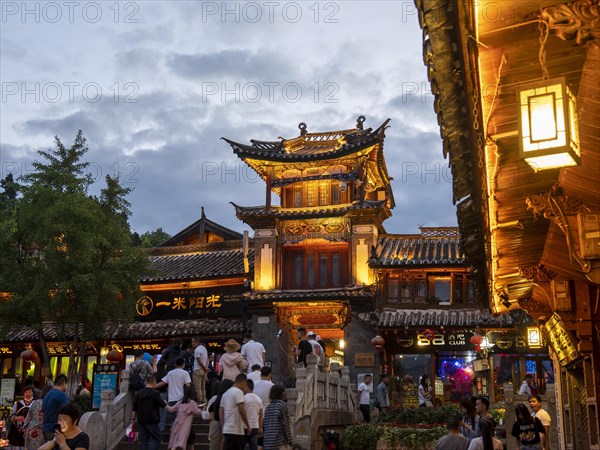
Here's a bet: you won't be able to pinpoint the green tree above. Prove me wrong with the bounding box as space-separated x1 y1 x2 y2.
0 131 148 396
139 227 171 247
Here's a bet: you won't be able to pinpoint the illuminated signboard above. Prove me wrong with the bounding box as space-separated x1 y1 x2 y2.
136 286 247 321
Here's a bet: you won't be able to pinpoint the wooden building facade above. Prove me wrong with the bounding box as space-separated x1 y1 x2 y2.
414 0 600 448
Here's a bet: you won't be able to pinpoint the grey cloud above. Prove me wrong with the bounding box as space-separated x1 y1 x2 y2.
167 49 293 81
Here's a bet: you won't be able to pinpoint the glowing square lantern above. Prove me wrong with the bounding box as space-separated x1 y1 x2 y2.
527 326 542 348
519 77 580 171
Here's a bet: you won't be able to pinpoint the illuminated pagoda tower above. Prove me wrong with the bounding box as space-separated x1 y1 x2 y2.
225 116 394 381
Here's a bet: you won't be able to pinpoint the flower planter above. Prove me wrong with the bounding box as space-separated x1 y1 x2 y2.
377 440 434 450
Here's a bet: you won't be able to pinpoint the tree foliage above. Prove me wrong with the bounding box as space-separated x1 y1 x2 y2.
0 131 149 390
138 227 171 247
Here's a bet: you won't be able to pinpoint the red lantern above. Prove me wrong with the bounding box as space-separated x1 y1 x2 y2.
371 335 385 352
423 329 435 341
116 292 123 302
20 349 38 362
106 349 124 363
470 334 483 345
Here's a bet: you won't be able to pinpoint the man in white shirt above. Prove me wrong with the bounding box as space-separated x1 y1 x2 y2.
220 373 251 450
357 374 373 423
243 379 263 450
518 373 535 396
154 357 191 427
241 333 266 372
247 364 262 383
253 366 274 407
529 394 551 450
192 336 208 404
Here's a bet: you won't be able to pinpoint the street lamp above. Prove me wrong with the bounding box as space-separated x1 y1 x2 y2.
519 77 580 171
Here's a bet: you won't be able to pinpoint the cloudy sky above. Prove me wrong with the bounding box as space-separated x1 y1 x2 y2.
1 1 457 236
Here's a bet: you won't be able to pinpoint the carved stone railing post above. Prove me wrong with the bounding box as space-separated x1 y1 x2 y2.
99 390 114 414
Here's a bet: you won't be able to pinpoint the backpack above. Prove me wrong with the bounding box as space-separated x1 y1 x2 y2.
130 362 145 391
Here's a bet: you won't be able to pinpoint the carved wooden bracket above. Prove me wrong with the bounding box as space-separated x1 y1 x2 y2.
518 297 547 314
520 264 558 282
526 185 596 280
541 0 600 46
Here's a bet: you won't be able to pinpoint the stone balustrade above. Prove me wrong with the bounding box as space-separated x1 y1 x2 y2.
80 370 133 450
286 354 357 450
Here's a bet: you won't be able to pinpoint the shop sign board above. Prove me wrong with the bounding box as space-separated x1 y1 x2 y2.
0 378 15 407
91 363 119 409
136 286 247 321
392 331 546 353
355 353 375 367
542 314 579 366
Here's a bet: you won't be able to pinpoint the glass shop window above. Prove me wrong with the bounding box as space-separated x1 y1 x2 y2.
436 354 480 402
391 354 431 408
87 356 97 382
434 278 451 303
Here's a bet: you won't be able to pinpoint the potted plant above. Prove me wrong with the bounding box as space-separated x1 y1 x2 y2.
490 407 506 425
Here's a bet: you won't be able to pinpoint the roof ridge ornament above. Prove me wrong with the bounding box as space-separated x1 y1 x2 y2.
298 122 307 136
356 115 366 130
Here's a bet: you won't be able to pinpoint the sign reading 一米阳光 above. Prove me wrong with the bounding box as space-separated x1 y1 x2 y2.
135 286 247 321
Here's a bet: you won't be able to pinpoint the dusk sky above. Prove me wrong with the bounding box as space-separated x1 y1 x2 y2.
1 1 458 236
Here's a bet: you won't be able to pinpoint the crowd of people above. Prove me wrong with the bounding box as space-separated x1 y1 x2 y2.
432 394 551 450
130 333 293 450
5 374 90 450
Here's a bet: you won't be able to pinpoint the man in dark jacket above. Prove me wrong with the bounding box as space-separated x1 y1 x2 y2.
132 375 166 450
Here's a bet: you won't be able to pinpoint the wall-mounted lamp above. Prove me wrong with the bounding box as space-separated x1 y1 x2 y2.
527 326 543 348
519 77 580 172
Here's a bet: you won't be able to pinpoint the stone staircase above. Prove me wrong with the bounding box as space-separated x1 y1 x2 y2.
116 416 210 450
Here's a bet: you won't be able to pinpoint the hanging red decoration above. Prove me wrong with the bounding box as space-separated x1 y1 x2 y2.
116 292 123 302
106 349 124 363
371 335 385 352
20 349 38 362
474 344 482 352
470 334 483 345
423 329 435 341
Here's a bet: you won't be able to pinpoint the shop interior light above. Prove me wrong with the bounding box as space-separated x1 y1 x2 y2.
527 326 542 348
519 77 580 171
339 339 345 349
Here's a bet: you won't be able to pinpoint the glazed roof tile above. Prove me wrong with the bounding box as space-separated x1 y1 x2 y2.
231 200 387 219
3 319 248 343
378 308 518 327
223 120 389 162
142 241 252 282
244 285 376 301
371 231 465 267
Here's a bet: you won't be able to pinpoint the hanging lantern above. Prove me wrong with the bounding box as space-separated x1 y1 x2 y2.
527 326 542 348
470 334 483 345
371 335 385 352
20 349 38 362
423 329 435 341
518 77 580 171
106 349 124 363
